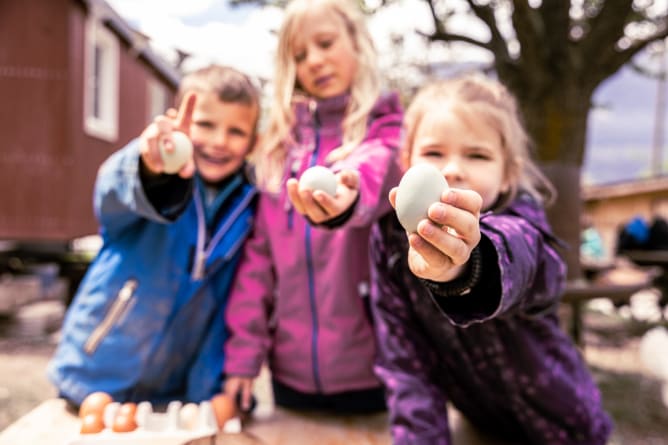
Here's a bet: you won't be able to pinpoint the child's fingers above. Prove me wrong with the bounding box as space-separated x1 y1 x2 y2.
409 232 451 267
416 220 469 265
388 187 398 209
174 93 197 133
178 159 196 179
443 189 483 218
337 169 359 190
286 178 306 215
240 380 253 411
300 189 329 221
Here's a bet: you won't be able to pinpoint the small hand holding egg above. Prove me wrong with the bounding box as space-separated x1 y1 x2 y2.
395 163 449 233
287 166 360 224
160 131 193 174
139 93 197 178
390 164 483 282
298 165 337 196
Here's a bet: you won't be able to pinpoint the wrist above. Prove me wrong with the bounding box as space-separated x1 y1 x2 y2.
420 246 482 298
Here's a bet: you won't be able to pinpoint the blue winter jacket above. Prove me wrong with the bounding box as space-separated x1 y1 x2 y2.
47 140 257 405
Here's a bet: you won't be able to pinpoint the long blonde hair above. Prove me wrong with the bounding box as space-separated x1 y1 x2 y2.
254 0 380 193
402 74 555 209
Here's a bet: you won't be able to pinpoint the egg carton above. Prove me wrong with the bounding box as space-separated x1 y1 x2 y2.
68 400 241 445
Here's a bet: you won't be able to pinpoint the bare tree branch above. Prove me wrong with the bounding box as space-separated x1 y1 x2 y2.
463 0 512 63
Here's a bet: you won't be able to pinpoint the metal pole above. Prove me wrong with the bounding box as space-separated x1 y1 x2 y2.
652 40 667 176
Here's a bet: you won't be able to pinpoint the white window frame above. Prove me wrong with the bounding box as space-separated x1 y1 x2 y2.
147 78 170 123
83 16 119 142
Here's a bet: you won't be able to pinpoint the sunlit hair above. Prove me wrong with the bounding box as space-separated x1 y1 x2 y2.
402 73 555 210
254 0 380 193
175 64 260 134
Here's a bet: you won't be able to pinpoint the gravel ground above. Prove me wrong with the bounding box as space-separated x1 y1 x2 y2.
1 297 668 444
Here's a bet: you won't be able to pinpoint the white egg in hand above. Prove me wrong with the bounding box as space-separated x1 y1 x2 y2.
395 163 448 233
160 131 193 174
299 165 337 197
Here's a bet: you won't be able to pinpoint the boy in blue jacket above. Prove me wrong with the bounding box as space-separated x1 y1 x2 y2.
48 65 260 406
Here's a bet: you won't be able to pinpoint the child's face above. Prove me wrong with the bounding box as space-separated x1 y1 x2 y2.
409 106 509 211
189 91 257 184
292 7 358 99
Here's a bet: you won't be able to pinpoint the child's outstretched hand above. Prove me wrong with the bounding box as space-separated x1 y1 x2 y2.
224 375 255 413
389 187 483 282
138 93 197 178
286 169 360 224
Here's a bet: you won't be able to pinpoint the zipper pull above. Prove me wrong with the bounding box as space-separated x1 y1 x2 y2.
192 252 207 281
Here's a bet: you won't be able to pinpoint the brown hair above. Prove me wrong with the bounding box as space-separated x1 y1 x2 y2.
176 64 260 113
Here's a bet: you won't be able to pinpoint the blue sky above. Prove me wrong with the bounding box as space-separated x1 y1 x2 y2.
584 55 667 185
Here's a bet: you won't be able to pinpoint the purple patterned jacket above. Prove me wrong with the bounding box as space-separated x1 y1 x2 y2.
370 194 612 445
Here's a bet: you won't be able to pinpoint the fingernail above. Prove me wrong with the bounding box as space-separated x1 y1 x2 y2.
431 204 445 219
421 222 434 236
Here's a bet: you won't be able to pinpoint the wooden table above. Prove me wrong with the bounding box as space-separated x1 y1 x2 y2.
622 250 668 312
561 270 656 346
0 398 511 445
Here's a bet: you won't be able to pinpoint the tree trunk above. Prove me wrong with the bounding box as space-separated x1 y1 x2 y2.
540 162 583 280
509 83 592 280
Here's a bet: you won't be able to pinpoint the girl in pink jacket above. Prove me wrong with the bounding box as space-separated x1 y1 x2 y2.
223 0 403 414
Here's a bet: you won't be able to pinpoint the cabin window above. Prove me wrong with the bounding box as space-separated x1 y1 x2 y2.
83 17 119 142
147 79 170 123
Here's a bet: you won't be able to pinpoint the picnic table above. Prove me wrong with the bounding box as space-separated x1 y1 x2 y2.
622 249 668 313
0 398 512 445
561 257 659 345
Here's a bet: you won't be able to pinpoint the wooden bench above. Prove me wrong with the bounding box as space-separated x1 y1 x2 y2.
0 398 513 445
561 262 658 345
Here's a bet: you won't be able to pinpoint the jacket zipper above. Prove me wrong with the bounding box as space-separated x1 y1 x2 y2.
83 279 138 355
306 100 323 392
191 180 256 280
287 159 300 230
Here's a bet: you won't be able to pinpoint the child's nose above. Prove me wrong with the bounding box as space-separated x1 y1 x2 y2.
213 130 227 147
307 48 325 67
441 160 463 183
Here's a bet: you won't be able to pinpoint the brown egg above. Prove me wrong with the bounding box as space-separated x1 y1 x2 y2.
210 393 237 428
79 391 114 419
117 402 137 419
112 412 138 432
80 413 105 434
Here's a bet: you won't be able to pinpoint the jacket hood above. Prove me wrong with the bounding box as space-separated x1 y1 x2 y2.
293 92 402 130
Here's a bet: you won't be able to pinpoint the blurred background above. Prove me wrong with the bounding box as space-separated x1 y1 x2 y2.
1 1 667 443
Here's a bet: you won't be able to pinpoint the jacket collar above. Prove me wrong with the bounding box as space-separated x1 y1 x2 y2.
294 93 350 128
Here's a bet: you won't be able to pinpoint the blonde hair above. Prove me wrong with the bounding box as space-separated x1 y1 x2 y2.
402 74 555 209
254 0 380 193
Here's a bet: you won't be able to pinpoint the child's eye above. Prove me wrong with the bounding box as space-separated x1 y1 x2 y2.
423 151 443 158
468 152 492 160
318 39 333 50
229 127 248 137
295 51 306 63
194 120 214 130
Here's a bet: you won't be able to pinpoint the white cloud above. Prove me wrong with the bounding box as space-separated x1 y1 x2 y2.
107 0 215 20
105 0 280 80
104 0 489 83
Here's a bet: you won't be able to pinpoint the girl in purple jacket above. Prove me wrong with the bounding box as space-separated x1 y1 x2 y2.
370 75 613 444
223 0 402 414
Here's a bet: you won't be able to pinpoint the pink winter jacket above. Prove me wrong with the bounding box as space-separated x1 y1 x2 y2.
224 92 403 394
